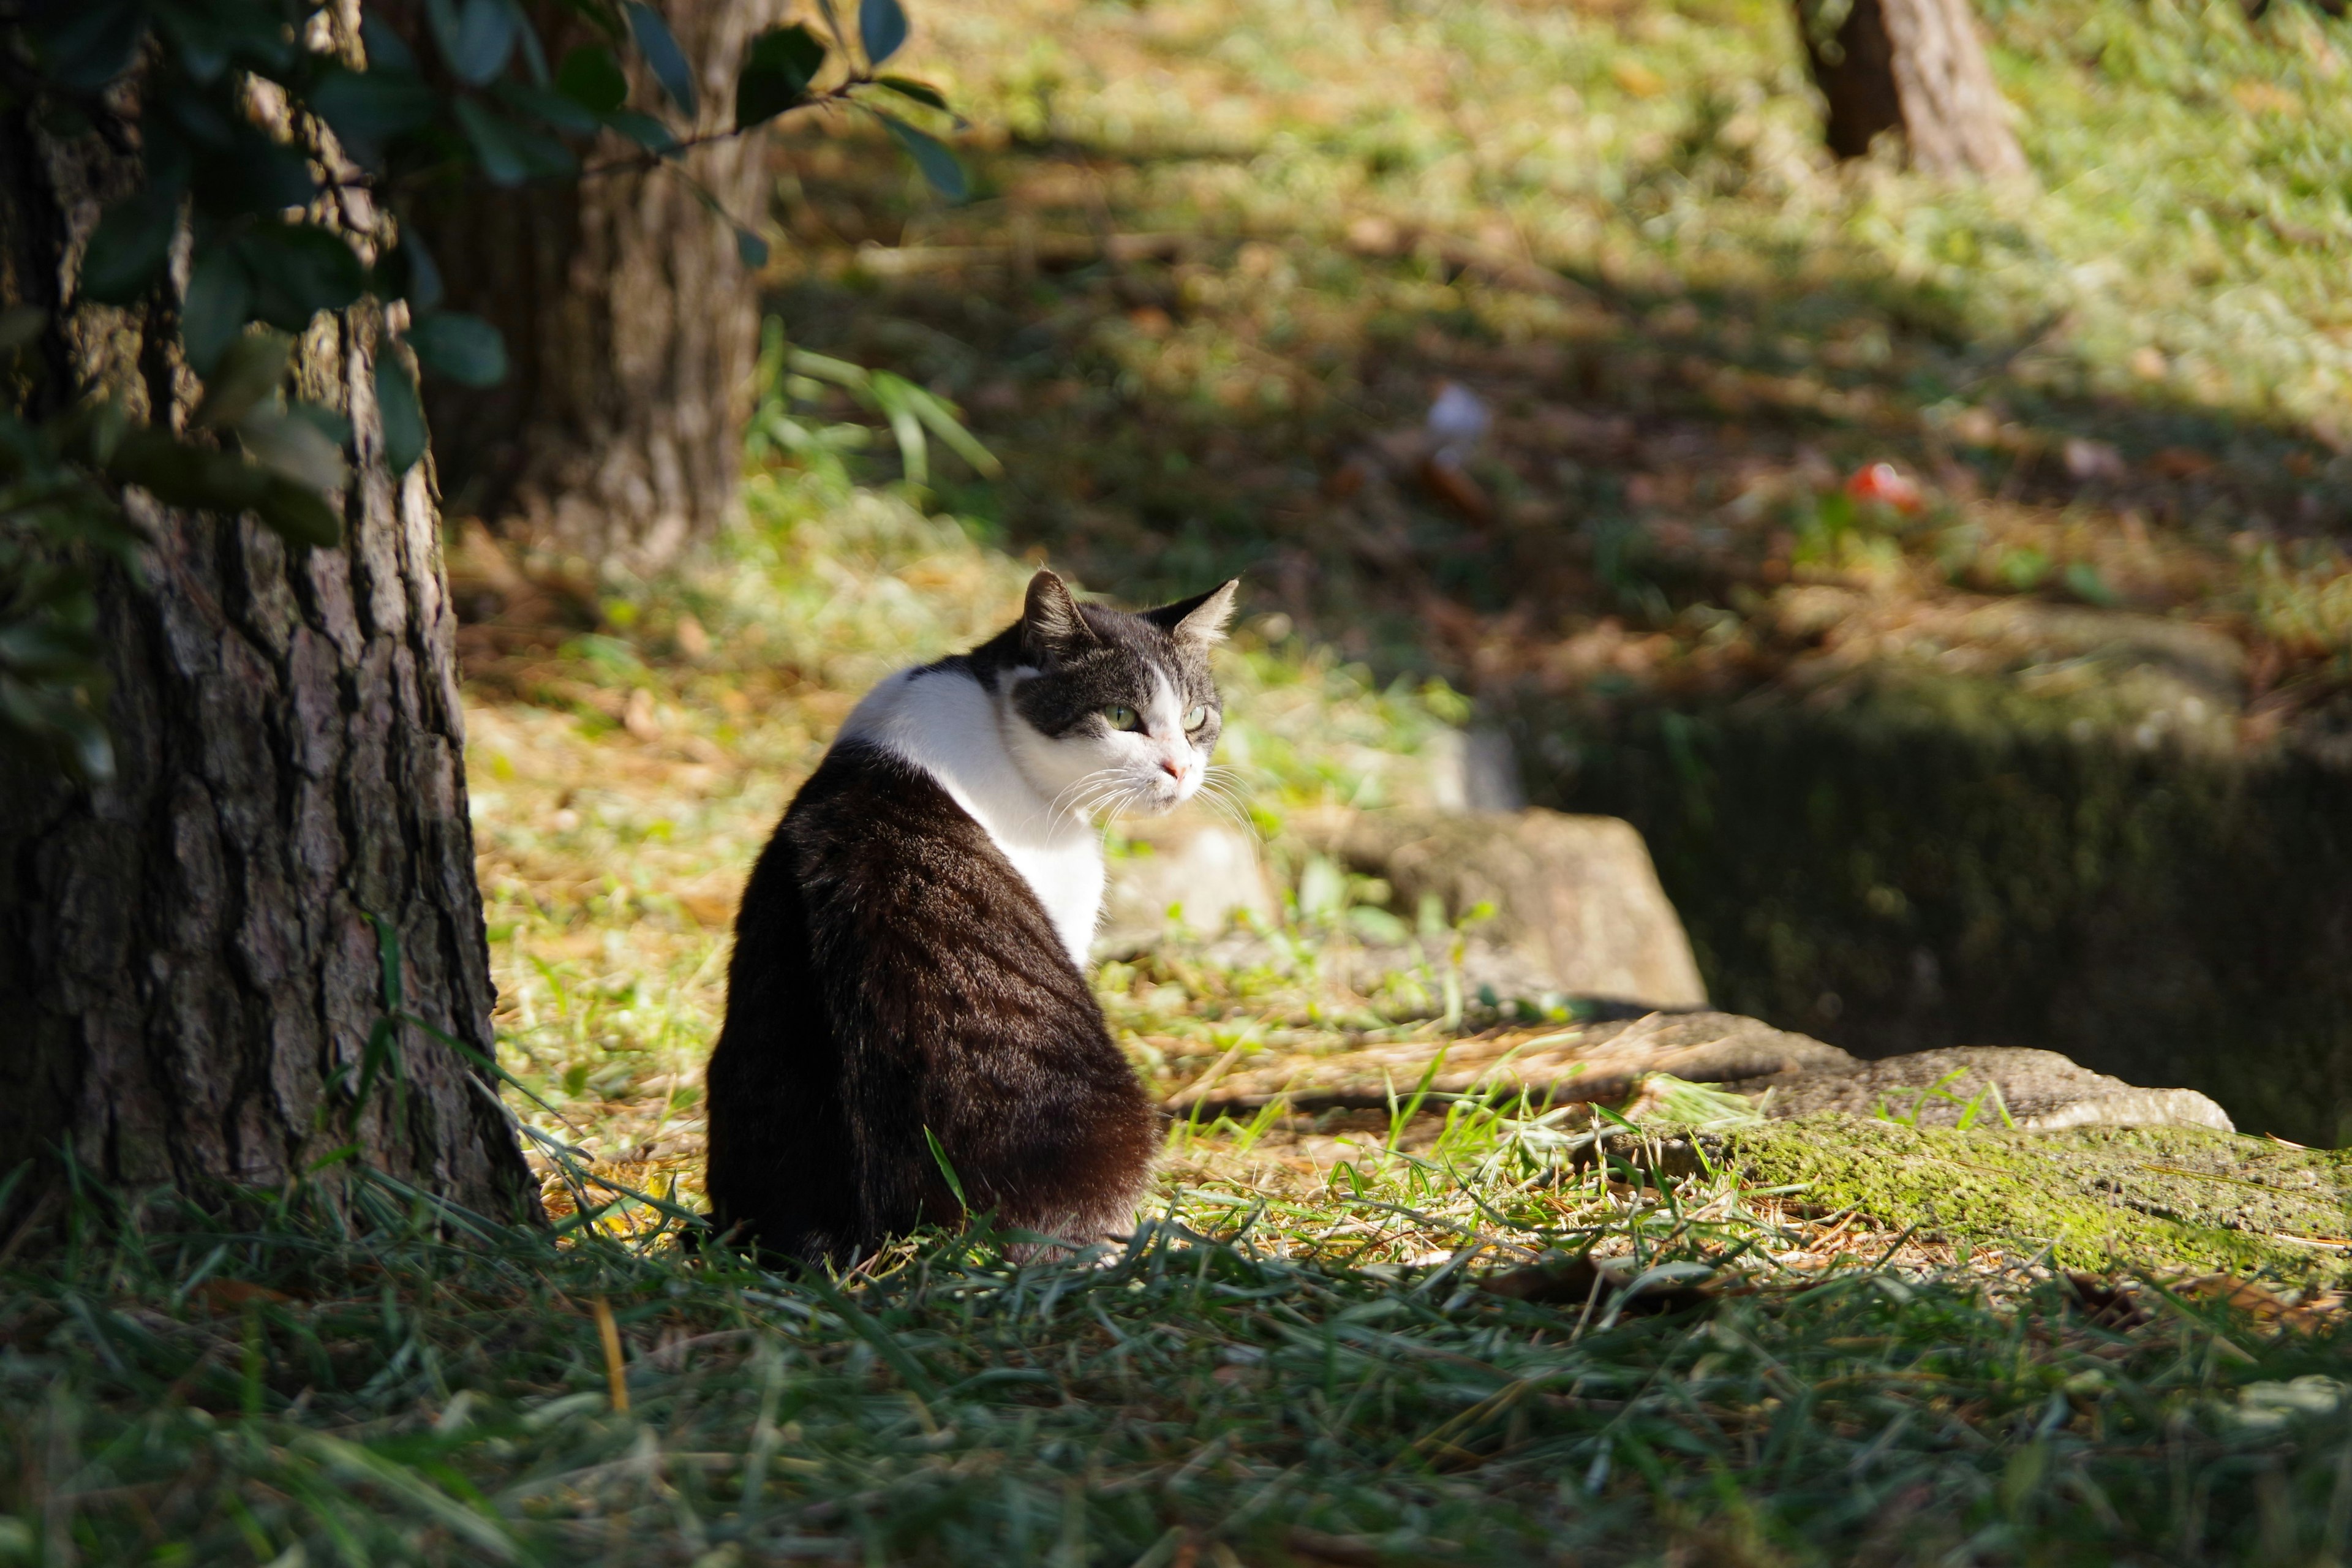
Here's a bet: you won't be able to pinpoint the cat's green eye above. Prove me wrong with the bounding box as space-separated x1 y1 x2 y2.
1184 705 1210 731
1104 704 1141 731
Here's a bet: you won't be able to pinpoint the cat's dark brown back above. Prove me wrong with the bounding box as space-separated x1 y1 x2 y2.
704 741 1160 1264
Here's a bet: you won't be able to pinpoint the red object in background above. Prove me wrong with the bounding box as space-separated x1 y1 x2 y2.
1845 461 1924 513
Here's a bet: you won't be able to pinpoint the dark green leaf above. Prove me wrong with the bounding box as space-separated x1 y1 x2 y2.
375 348 429 476
190 133 315 217
360 15 418 72
625 2 698 118
515 17 551 86
859 0 909 68
53 398 132 470
236 225 366 330
453 98 578 186
310 67 439 163
148 3 293 78
182 246 251 376
735 24 827 129
405 313 508 387
238 407 351 494
444 0 519 86
424 0 465 66
0 679 115 785
876 76 948 110
372 234 445 311
36 0 148 91
161 81 239 147
80 189 179 306
736 227 771 269
601 111 679 156
286 402 354 449
107 426 273 513
194 331 293 429
151 7 229 83
253 477 344 549
880 113 967 202
495 80 602 137
556 45 629 113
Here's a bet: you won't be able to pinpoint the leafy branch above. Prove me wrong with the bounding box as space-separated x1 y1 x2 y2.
0 0 967 778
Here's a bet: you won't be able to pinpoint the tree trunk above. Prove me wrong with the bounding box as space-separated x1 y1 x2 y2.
413 0 786 576
1798 0 2029 179
0 97 539 1219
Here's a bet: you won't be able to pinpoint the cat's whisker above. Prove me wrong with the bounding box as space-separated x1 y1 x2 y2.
1193 772 1253 813
1191 787 1254 834
1044 767 1126 820
1031 769 1140 832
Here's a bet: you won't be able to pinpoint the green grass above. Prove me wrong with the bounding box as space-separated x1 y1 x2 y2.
18 0 2352 1558
9 1140 2352 1566
766 0 2352 692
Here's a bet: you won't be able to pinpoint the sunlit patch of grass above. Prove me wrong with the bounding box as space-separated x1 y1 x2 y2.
761 0 2352 722
467 450 1485 1221
2245 535 2352 671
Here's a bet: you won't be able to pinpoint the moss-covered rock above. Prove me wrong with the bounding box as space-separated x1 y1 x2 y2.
1527 671 2352 1145
1652 1115 2352 1283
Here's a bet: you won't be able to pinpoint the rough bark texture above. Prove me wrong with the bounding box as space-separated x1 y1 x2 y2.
1799 0 2029 179
414 0 786 575
0 91 540 1220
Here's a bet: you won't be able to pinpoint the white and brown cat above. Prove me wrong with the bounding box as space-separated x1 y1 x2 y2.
705 570 1238 1266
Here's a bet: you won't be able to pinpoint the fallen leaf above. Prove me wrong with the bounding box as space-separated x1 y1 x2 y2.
196 1279 294 1313
2148 447 2215 479
1611 59 1666 97
1418 454 1493 524
1481 1255 1718 1316
624 687 662 741
2064 1272 2150 1330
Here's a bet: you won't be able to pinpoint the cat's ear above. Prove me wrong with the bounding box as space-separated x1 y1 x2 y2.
1022 570 1098 659
1147 579 1240 647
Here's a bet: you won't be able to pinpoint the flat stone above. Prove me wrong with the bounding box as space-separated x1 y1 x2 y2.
1177 1009 1849 1116
1293 807 1709 1012
1176 1010 2234 1139
1098 815 1278 956
1748 1045 2237 1133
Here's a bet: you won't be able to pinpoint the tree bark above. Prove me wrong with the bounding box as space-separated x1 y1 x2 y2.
413 0 786 576
0 92 539 1219
1798 0 2029 179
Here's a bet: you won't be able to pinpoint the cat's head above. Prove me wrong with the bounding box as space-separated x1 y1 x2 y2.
997 570 1238 818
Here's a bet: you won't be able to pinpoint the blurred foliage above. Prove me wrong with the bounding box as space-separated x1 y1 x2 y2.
0 0 967 780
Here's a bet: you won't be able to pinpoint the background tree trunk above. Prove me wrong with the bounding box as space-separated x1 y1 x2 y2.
0 105 540 1220
1798 0 2029 179
415 0 788 576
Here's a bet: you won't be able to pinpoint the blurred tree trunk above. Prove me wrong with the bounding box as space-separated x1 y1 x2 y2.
0 99 540 1221
412 0 787 576
1797 0 2029 179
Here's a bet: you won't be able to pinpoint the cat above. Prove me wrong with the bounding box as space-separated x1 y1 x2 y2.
704 568 1239 1267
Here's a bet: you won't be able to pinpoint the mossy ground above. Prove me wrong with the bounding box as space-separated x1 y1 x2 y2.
1709 1117 2352 1287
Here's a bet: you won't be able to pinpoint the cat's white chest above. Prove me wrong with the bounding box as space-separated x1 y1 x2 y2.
989 834 1104 967
838 667 1104 968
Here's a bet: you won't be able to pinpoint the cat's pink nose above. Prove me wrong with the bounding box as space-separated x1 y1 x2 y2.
1159 757 1185 779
